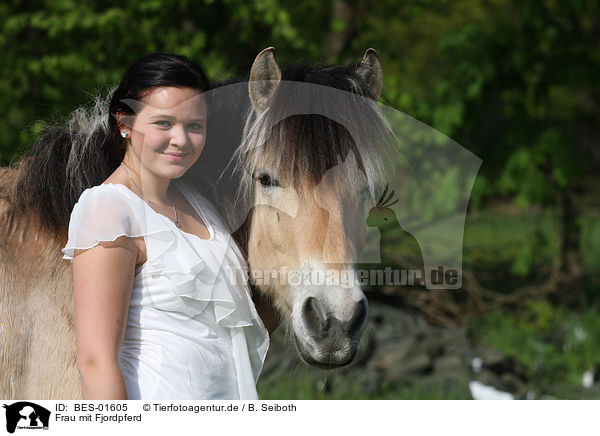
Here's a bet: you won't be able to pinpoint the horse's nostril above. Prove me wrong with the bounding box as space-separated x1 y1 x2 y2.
301 297 326 338
345 298 368 336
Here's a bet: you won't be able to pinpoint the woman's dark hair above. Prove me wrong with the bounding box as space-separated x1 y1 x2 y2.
106 54 210 165
8 53 209 232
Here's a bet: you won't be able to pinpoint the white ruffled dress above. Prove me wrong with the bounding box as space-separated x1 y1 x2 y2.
61 179 269 400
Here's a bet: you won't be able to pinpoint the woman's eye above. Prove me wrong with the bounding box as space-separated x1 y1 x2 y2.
154 121 171 127
188 123 204 130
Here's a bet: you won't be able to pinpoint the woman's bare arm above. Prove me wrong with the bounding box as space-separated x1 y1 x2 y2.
73 236 139 400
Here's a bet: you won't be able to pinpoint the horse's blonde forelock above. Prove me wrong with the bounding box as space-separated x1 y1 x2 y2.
232 86 394 212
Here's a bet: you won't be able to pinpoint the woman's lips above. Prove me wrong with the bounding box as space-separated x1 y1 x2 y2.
162 152 189 162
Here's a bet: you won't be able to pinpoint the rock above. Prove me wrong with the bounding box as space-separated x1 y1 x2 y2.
475 346 511 371
379 353 432 384
433 355 470 384
374 336 417 367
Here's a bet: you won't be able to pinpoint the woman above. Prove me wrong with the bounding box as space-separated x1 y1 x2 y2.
61 54 270 400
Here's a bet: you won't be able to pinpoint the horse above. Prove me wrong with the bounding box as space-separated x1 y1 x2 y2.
0 47 389 398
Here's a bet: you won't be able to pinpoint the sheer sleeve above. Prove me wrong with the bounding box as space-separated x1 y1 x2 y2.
61 184 151 261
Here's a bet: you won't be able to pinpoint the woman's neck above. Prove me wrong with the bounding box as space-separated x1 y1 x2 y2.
119 159 173 206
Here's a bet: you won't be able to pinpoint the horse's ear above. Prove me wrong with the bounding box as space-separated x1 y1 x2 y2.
249 47 282 114
356 48 382 101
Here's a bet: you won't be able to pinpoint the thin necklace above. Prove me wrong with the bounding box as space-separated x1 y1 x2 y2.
119 163 182 229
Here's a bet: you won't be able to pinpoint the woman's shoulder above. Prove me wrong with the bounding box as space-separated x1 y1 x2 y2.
62 184 156 260
67 183 150 239
74 183 142 211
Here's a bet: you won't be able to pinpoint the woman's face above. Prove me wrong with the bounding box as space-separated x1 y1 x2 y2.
126 86 207 180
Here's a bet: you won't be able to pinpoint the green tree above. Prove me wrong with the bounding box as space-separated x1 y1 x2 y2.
435 0 599 296
0 0 322 164
346 0 599 299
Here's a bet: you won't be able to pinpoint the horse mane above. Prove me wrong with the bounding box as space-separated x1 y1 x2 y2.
0 89 120 236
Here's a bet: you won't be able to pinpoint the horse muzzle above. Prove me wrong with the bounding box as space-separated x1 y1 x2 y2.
292 293 368 368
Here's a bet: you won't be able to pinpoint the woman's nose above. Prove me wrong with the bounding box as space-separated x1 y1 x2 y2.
170 124 188 146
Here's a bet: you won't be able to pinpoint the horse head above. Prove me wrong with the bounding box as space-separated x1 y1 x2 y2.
239 47 387 368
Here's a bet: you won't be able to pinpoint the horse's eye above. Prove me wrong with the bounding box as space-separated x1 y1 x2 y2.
259 174 272 186
255 172 279 188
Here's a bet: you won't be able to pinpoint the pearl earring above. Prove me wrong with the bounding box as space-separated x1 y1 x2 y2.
121 130 128 138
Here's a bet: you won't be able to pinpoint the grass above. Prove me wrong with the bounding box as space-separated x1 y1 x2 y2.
462 206 600 275
257 366 471 400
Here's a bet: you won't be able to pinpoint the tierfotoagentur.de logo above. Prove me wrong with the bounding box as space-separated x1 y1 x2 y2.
2 402 50 433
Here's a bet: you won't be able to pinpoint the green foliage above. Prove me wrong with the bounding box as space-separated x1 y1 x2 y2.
354 0 598 211
2 0 597 209
510 229 549 277
463 208 556 274
470 300 600 396
0 0 327 164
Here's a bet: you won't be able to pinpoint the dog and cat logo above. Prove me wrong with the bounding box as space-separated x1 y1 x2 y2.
2 402 50 433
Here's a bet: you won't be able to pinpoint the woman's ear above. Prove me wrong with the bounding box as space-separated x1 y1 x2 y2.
114 111 136 130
